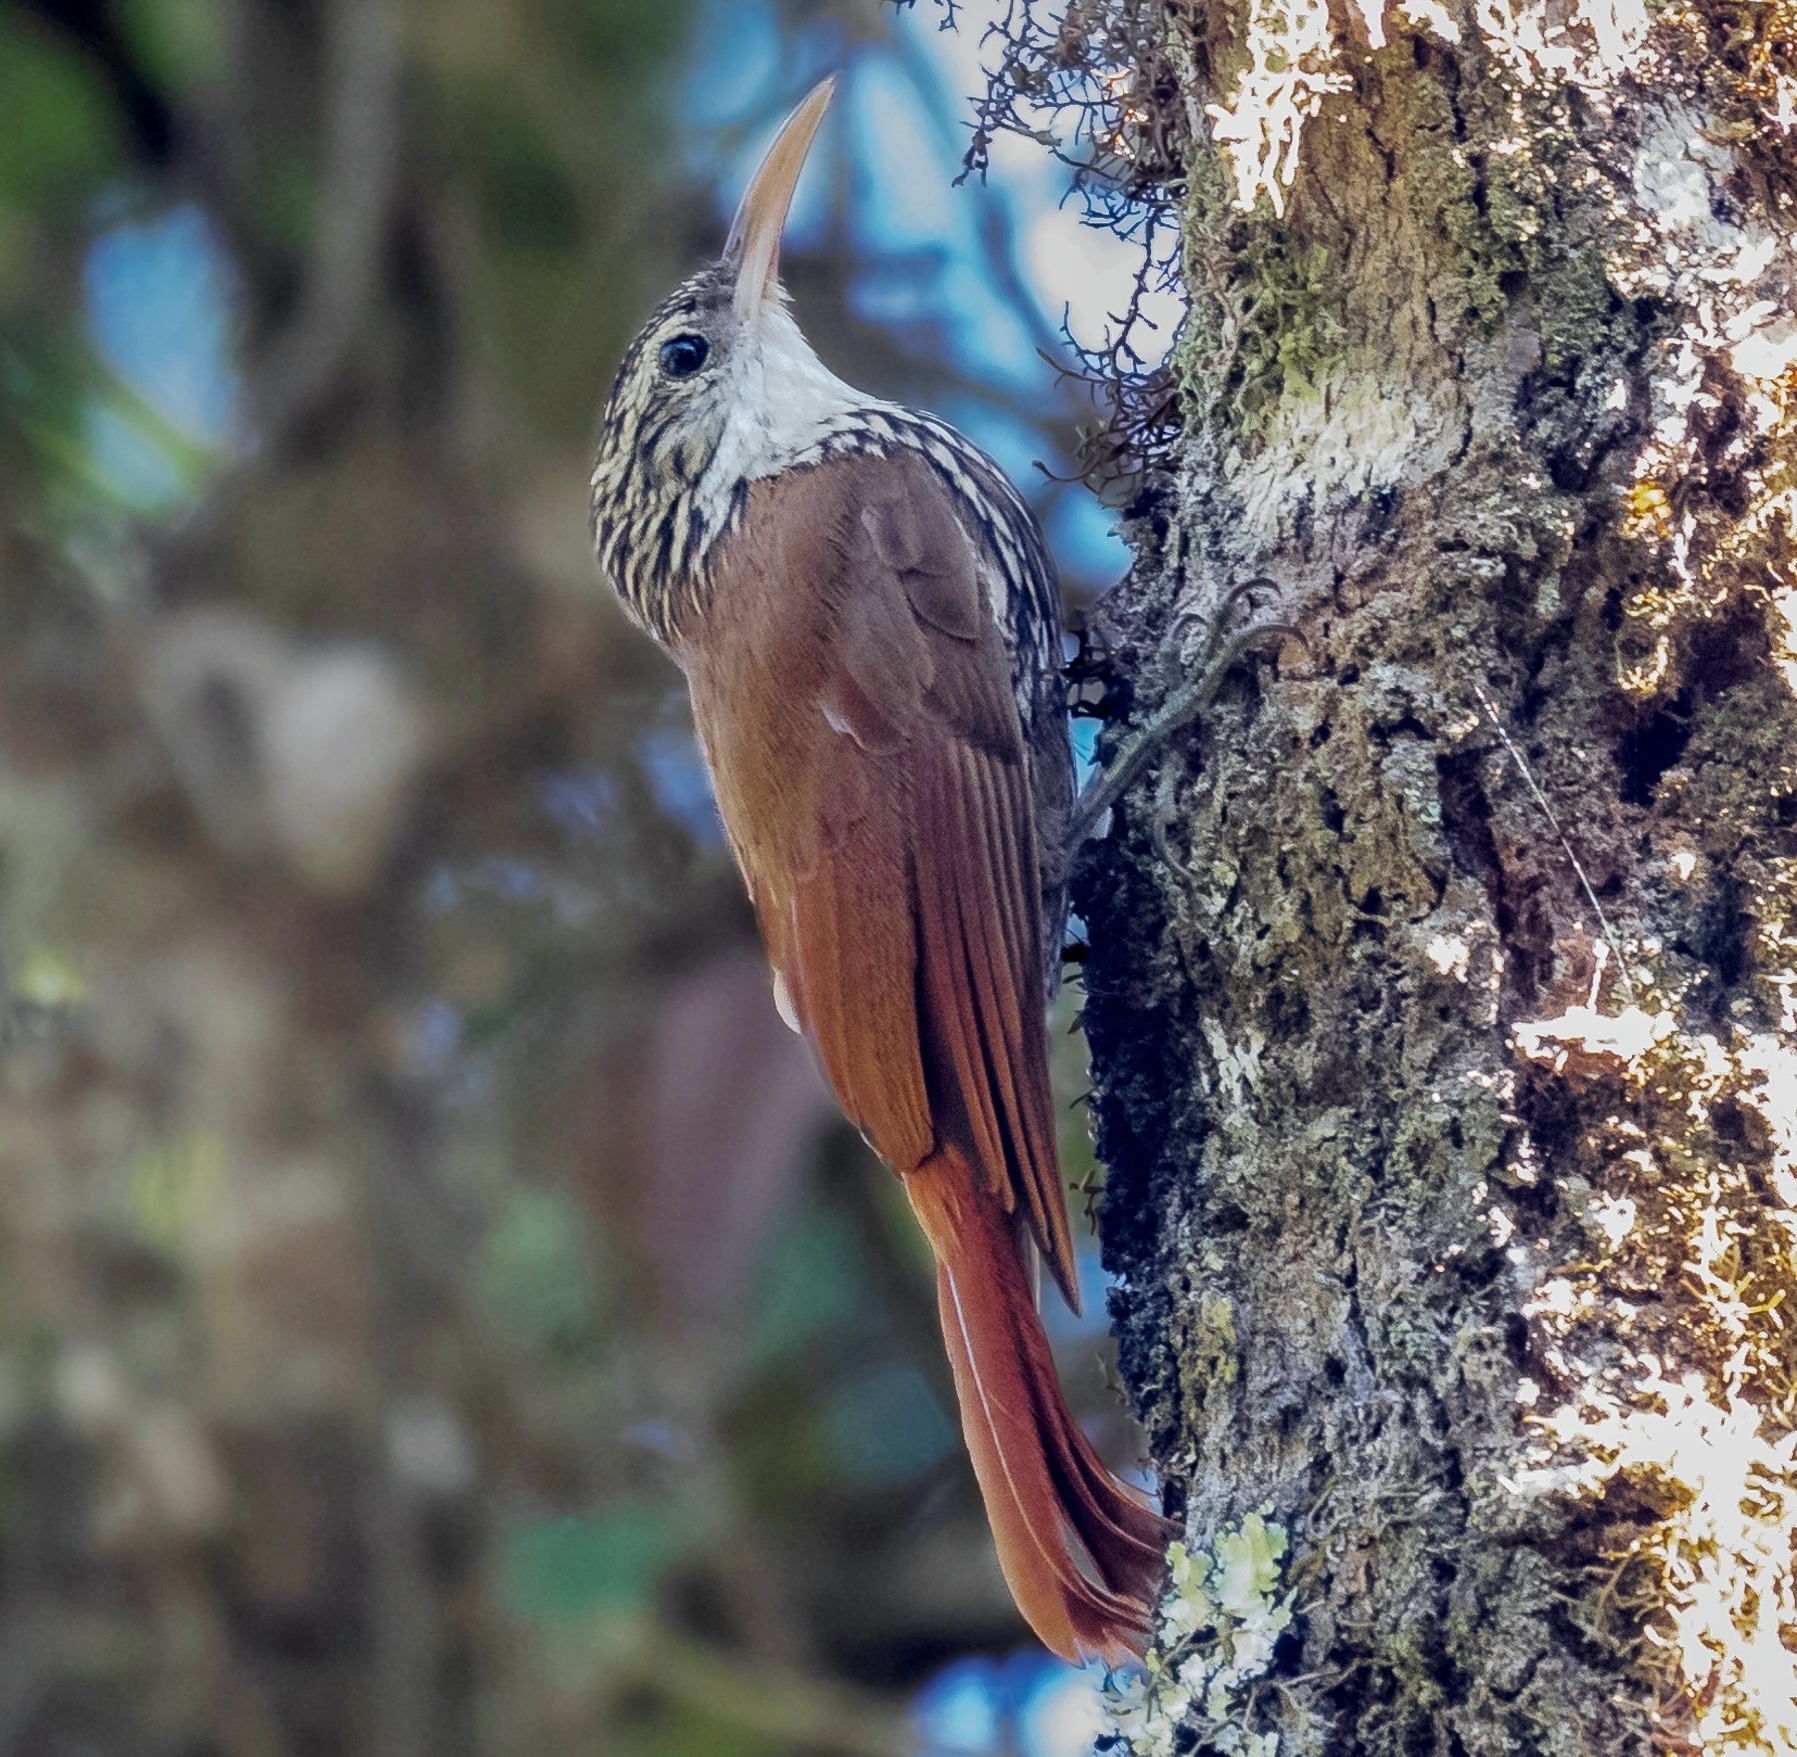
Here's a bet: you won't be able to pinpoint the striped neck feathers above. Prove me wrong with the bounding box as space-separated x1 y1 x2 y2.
592 288 875 639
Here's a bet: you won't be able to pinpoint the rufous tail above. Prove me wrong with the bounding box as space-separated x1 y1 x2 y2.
905 1147 1174 1666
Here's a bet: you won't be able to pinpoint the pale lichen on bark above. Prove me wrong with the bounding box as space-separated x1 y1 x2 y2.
969 0 1797 1749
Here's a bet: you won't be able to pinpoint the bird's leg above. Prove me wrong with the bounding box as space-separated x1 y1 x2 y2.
1067 579 1299 856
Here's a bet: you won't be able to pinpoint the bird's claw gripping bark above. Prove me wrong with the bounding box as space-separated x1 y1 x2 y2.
1066 579 1300 856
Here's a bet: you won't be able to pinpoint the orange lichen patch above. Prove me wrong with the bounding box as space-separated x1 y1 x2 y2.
1623 482 1675 542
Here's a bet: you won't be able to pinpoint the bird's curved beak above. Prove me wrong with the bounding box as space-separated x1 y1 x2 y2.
725 75 836 329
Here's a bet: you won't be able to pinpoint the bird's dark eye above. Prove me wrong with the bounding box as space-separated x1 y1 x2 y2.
659 334 709 378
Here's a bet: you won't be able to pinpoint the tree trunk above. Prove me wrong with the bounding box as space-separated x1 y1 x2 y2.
1061 3 1797 1752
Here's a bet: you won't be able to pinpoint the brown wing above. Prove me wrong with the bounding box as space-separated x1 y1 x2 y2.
676 449 1078 1306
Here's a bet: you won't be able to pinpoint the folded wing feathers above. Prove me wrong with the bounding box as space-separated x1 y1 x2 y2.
782 783 933 1172
919 734 1075 1306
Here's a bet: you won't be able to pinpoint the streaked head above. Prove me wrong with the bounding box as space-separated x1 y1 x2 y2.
591 78 855 637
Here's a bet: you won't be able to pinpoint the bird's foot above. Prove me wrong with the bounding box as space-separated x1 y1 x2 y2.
1066 578 1299 856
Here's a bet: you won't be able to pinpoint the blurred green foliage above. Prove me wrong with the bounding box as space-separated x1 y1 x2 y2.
127 1129 226 1248
484 1187 605 1355
0 13 118 210
825 1366 954 1488
747 1204 864 1366
503 1507 681 1622
114 0 227 94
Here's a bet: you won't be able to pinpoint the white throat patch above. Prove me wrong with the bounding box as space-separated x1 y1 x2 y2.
692 303 878 536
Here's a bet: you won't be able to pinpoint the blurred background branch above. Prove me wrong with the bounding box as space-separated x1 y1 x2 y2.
252 0 405 447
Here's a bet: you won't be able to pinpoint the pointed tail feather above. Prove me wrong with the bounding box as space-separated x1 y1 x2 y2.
905 1148 1173 1666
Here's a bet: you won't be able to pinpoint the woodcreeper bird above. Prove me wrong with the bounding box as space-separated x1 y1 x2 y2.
589 77 1173 1664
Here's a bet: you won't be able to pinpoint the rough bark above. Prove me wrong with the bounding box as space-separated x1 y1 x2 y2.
1055 3 1797 1752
